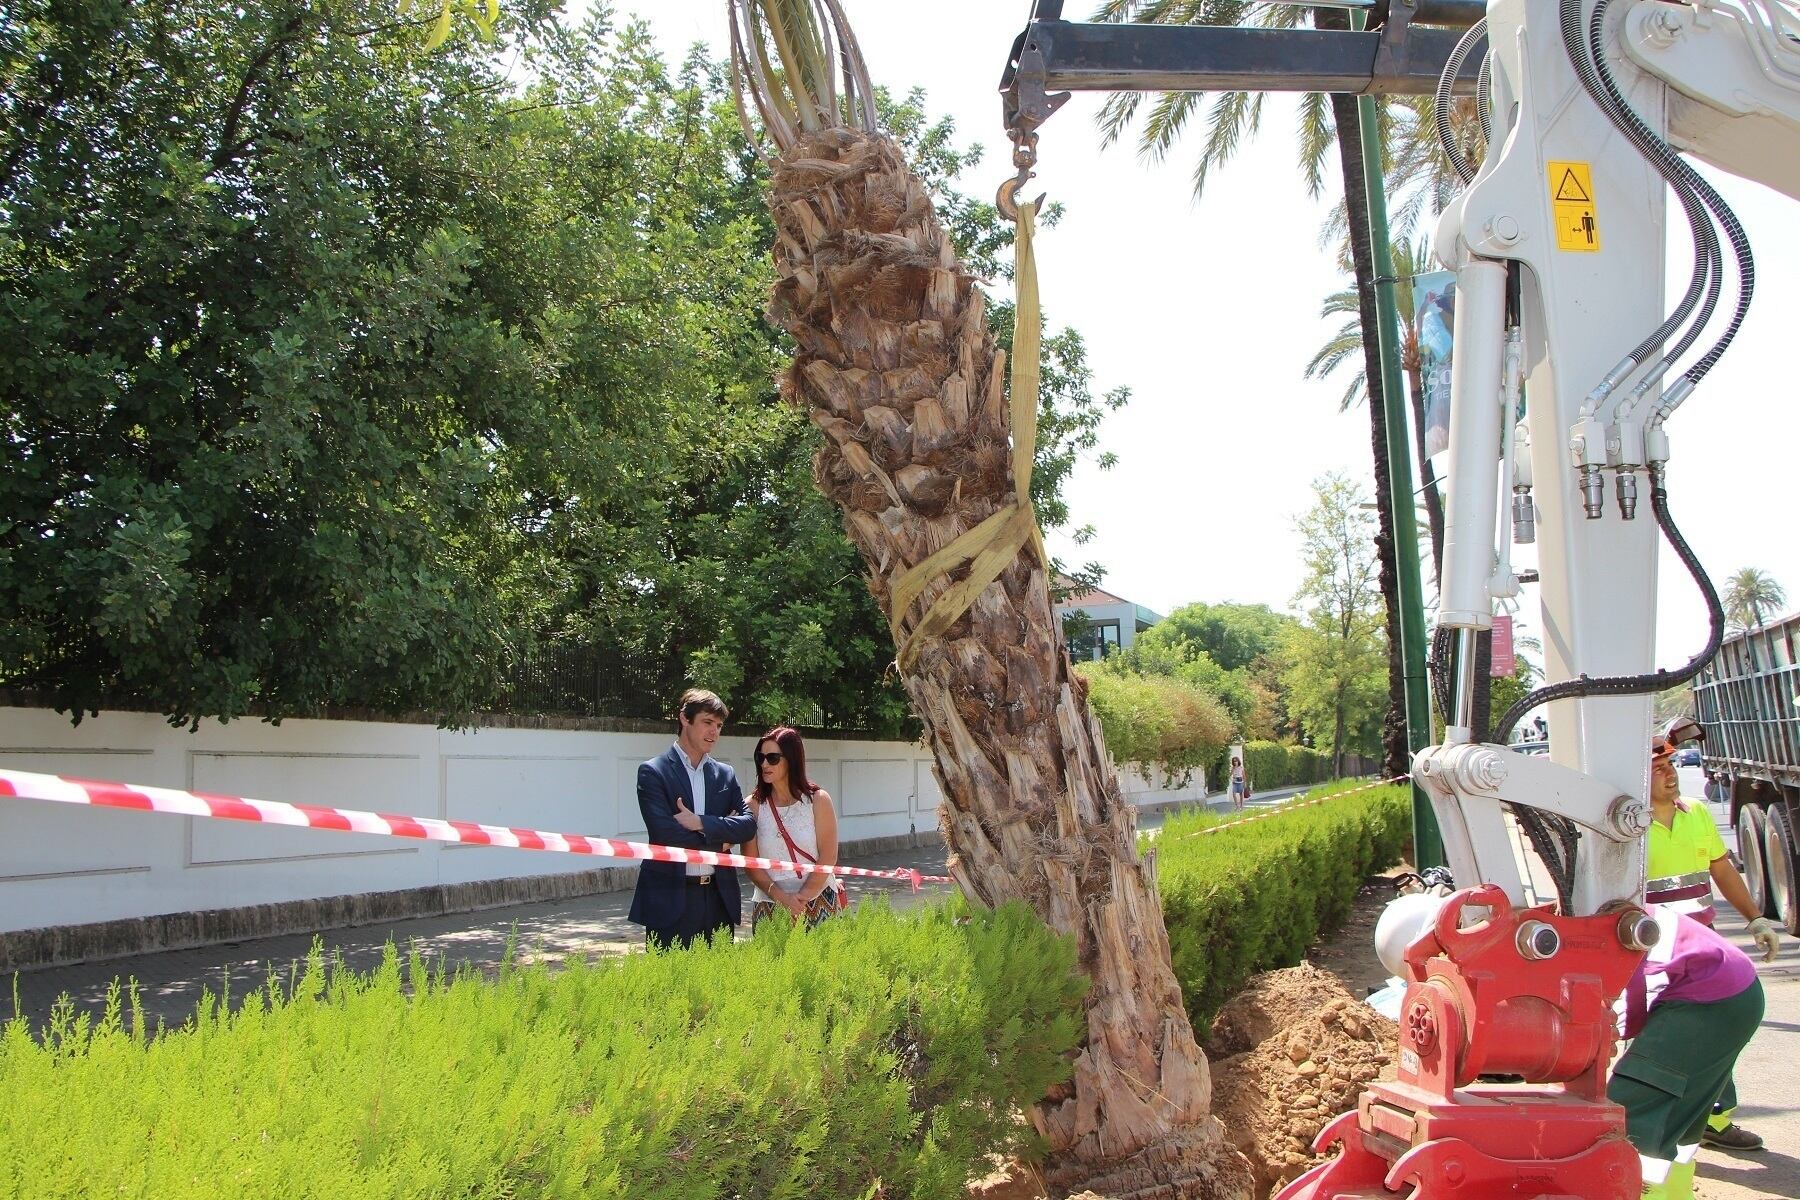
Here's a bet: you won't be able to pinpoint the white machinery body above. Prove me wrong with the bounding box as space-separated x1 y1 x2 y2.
1419 0 1800 919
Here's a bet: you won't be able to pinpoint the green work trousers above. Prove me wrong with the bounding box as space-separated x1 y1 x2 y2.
1608 982 1765 1165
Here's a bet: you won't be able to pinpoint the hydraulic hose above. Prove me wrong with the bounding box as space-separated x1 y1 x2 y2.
1435 19 1489 185
1561 0 1721 381
1589 0 1753 391
1491 468 1726 745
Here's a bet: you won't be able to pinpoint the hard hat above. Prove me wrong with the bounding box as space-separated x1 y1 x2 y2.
1652 715 1704 760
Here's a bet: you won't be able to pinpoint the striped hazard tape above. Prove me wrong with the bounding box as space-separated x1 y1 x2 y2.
0 769 952 890
1169 774 1413 840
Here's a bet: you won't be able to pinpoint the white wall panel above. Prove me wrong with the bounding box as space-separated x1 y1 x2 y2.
0 707 1197 931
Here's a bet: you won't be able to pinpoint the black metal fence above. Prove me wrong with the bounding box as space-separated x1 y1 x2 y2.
497 643 670 722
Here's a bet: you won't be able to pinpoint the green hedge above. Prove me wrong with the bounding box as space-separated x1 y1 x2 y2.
0 901 1084 1200
1152 783 1411 1034
1241 739 1336 790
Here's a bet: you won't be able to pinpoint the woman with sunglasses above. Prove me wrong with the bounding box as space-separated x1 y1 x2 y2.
743 726 844 929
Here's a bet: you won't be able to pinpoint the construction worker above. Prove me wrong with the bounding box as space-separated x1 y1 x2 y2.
1611 903 1764 1200
1644 718 1783 1153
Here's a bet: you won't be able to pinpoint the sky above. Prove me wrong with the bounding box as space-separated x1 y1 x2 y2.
602 1 1798 664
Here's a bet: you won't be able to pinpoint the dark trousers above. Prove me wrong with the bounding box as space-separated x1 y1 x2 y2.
646 877 733 951
1609 981 1765 1161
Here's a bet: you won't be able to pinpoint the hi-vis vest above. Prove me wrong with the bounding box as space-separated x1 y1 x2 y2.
1646 799 1727 924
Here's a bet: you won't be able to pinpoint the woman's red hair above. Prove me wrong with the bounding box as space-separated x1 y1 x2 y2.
752 726 820 804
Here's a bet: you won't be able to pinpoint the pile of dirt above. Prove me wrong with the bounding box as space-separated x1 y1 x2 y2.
1207 962 1398 1197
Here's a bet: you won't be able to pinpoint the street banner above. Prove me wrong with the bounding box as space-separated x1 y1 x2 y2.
1491 614 1516 677
1415 270 1455 457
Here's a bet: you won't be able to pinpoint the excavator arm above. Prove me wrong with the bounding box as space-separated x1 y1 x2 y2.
998 2 1800 1196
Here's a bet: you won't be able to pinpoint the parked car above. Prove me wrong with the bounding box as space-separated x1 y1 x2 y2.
1674 746 1702 767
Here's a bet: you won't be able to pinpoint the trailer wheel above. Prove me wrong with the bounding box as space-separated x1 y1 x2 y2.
1767 805 1799 938
1736 803 1771 916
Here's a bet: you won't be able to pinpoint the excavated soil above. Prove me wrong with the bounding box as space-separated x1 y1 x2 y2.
970 879 1402 1200
1207 963 1398 1198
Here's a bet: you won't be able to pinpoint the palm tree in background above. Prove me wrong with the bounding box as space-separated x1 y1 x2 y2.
725 3 1250 1195
1724 567 1786 631
1306 237 1448 580
1089 2 1475 775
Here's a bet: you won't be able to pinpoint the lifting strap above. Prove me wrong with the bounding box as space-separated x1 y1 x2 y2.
887 199 1047 670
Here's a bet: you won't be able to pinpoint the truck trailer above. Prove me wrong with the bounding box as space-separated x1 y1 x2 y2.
1693 610 1800 936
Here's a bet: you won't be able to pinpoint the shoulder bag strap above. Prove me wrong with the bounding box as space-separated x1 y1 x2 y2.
766 797 814 880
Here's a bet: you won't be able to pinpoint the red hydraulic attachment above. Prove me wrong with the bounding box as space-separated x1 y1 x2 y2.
1277 884 1648 1200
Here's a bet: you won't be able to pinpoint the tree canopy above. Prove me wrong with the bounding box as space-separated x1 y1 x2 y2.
0 3 1122 733
1723 567 1786 632
1280 474 1389 770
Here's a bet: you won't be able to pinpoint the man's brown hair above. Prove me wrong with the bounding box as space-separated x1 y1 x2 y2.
677 688 729 726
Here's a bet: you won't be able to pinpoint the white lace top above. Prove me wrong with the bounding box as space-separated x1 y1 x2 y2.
752 794 821 902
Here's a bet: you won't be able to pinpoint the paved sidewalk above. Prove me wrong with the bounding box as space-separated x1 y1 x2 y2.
4 839 956 1035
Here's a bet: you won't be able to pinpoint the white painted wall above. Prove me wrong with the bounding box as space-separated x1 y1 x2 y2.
0 706 1207 932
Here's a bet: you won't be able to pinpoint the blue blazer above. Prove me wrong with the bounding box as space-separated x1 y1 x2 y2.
627 745 756 931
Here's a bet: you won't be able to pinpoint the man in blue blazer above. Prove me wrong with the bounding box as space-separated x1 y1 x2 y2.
628 688 756 949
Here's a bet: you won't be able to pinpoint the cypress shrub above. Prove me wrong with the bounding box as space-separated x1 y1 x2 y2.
1150 783 1411 1034
0 901 1084 1199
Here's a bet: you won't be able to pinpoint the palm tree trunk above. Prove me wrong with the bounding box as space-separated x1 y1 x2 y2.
1333 699 1347 777
763 129 1250 1199
1405 365 1446 580
1325 85 1409 780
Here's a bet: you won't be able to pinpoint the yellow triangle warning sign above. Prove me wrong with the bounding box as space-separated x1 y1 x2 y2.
1554 167 1591 203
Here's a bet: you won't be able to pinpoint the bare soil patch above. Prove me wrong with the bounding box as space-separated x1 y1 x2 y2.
1204 874 1403 1198
970 876 1404 1200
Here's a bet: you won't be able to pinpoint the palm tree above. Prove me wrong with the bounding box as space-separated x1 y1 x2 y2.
1724 567 1786 631
726 3 1250 1196
1089 3 1472 777
1306 237 1448 580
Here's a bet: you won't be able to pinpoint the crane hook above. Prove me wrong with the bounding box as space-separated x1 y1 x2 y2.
996 130 1044 222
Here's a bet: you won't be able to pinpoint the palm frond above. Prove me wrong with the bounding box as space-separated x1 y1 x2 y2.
728 0 877 152
1140 91 1204 164
1096 91 1145 151
1296 91 1333 199
1192 90 1257 197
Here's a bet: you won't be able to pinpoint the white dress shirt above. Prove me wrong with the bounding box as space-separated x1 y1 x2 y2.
677 744 713 878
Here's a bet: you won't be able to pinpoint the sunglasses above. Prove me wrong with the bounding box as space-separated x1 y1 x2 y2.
754 751 784 766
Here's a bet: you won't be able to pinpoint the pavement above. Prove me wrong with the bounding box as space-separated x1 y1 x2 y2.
3 784 1308 1035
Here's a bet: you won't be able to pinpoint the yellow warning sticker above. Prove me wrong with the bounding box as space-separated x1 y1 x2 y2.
1548 160 1599 252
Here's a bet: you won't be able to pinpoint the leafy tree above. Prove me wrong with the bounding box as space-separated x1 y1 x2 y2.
0 5 1121 735
1280 474 1389 772
2 0 602 723
1129 600 1291 673
1723 567 1786 632
1108 600 1295 735
1075 659 1234 787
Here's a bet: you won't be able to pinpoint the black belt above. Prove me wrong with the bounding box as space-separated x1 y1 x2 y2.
684 874 715 886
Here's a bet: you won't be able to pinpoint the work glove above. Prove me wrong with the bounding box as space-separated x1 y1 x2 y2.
1747 916 1783 962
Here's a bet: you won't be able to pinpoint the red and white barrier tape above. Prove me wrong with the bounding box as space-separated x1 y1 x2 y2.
1170 774 1413 840
0 769 952 891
